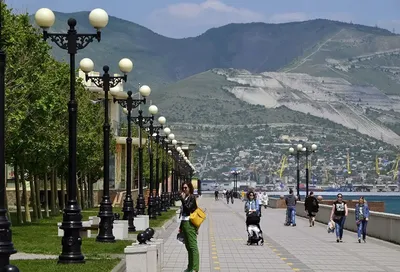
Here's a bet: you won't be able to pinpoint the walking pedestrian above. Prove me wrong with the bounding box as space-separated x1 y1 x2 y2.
180 181 199 272
214 190 219 201
230 189 234 204
355 196 369 243
305 191 319 227
330 193 348 243
285 189 297 226
261 192 269 209
226 190 231 204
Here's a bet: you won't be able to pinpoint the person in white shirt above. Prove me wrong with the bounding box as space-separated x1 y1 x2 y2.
261 192 269 209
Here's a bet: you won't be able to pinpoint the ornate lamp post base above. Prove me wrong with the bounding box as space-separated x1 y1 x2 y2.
155 195 162 215
170 193 175 206
161 193 167 212
147 195 157 219
96 197 115 243
58 203 85 264
136 194 146 215
122 198 136 232
166 193 171 210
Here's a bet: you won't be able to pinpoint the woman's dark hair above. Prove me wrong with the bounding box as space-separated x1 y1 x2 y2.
181 181 194 194
246 191 255 199
337 193 343 198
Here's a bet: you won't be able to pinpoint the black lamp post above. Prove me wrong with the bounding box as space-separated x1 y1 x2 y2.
159 129 171 212
169 139 178 206
304 144 317 197
166 149 172 209
0 3 18 270
175 146 194 190
144 116 166 219
113 87 150 231
80 58 133 243
35 7 108 263
230 170 240 198
160 140 166 212
132 107 158 215
289 144 310 201
164 134 175 210
153 125 165 216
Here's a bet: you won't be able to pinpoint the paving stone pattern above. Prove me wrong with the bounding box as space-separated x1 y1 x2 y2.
162 196 400 272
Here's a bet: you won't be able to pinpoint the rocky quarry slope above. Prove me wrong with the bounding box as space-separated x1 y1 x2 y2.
214 68 400 146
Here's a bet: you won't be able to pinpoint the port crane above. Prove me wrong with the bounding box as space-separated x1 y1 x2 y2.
347 151 351 174
387 155 400 180
375 155 380 176
275 155 288 178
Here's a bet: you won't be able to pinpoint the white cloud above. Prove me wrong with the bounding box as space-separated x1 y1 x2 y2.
147 0 265 38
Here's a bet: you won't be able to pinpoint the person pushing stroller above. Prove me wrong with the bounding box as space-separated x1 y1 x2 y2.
244 191 264 245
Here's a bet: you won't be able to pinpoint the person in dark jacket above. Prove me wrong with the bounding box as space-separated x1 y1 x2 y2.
180 181 199 272
330 193 348 243
355 196 369 243
226 190 231 204
285 189 297 226
304 191 319 227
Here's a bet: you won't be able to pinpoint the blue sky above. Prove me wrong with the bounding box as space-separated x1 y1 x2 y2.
7 0 400 38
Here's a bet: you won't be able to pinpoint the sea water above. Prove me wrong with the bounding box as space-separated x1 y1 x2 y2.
270 193 400 215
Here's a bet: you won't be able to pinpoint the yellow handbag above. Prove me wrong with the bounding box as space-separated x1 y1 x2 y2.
190 201 206 228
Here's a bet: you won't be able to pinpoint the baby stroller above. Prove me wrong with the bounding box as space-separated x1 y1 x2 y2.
246 212 264 246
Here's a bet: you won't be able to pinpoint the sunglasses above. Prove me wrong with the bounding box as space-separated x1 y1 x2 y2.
183 187 188 190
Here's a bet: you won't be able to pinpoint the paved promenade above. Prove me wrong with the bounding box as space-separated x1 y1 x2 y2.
162 196 400 272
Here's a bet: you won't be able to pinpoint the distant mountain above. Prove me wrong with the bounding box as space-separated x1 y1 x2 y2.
32 12 393 90
30 12 400 145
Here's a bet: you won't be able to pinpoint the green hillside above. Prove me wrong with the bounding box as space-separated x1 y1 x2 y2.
152 70 356 130
281 26 400 95
30 12 394 91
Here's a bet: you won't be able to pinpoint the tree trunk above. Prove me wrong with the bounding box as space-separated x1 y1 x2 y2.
34 174 42 219
55 169 59 212
5 182 10 221
76 174 81 208
88 173 93 208
44 172 49 218
21 165 31 223
50 168 57 216
29 174 38 221
83 174 88 210
14 164 23 224
60 174 65 210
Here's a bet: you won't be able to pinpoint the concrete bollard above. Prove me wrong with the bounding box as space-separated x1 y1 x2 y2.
132 239 164 272
125 244 157 272
113 220 129 240
57 223 63 237
58 221 91 238
135 215 149 231
89 216 100 226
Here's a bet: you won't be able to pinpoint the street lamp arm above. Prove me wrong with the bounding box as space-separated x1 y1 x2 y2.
43 32 100 50
113 97 146 109
131 115 153 126
87 74 126 88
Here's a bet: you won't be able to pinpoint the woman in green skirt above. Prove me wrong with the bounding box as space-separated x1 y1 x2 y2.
180 181 199 272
